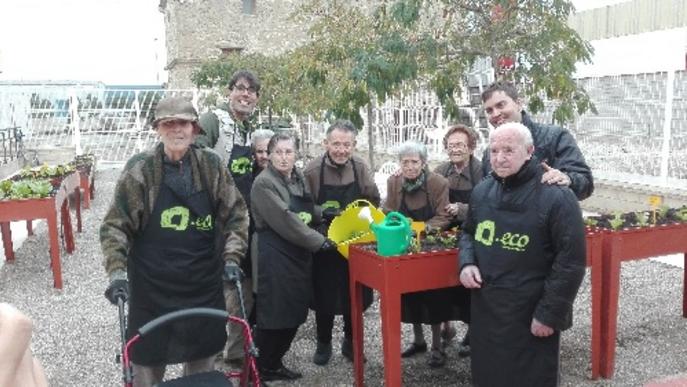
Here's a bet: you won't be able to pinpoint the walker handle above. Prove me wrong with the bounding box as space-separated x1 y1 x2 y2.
137 308 229 337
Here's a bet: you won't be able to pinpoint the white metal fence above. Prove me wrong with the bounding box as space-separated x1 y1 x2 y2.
1 73 686 190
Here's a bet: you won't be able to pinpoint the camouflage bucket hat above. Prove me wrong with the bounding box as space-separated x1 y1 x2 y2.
153 96 204 133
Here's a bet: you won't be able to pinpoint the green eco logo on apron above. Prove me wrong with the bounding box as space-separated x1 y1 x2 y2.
475 220 530 252
297 211 313 225
161 206 190 231
161 207 213 232
230 156 252 175
190 214 214 231
475 220 495 246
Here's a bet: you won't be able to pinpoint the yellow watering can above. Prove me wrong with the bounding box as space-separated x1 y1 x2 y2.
327 200 385 258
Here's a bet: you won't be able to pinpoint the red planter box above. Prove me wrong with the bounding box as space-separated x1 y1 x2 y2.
598 223 687 378
349 235 604 386
349 245 459 387
0 172 82 289
586 229 604 380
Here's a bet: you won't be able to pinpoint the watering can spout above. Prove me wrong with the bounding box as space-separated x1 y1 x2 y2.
358 206 375 225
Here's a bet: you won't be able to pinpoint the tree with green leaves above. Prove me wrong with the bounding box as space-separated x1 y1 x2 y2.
192 0 595 167
294 0 596 125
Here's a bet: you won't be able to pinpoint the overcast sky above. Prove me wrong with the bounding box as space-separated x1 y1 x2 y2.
0 0 642 85
0 0 165 85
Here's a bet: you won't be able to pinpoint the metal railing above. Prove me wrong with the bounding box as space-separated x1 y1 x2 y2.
1 73 686 190
0 126 24 165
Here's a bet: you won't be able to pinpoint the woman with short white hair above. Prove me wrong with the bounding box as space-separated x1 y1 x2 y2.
383 140 455 368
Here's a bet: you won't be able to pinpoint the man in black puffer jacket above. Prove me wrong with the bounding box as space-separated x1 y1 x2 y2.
480 81 593 201
459 122 586 387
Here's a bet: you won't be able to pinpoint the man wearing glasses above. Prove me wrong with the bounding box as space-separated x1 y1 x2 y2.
195 70 261 369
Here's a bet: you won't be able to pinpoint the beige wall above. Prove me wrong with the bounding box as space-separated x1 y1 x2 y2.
570 0 687 40
161 0 310 88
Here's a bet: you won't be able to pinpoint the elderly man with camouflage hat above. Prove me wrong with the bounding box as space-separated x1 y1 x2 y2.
100 96 249 387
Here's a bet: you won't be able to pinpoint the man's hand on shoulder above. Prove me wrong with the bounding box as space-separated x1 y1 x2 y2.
541 162 571 187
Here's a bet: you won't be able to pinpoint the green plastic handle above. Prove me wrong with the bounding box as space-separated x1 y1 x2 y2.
384 211 410 227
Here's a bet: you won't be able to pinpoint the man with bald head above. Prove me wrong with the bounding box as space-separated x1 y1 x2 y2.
458 122 586 386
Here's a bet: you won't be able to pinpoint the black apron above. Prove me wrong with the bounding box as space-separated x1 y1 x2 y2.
229 143 254 207
398 182 464 324
440 162 477 323
228 127 254 275
448 162 475 205
127 171 225 366
442 159 477 230
312 157 373 315
470 186 560 387
257 184 315 330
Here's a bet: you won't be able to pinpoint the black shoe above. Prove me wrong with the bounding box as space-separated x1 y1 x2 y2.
440 325 457 348
457 331 471 357
259 365 303 382
313 341 332 366
401 342 428 358
341 337 366 362
428 348 447 368
457 343 471 357
341 337 353 361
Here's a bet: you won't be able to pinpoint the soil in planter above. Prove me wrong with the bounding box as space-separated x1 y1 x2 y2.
586 206 687 230
358 230 462 255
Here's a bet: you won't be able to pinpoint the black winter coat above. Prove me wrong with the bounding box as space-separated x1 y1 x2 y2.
481 112 594 200
459 158 586 331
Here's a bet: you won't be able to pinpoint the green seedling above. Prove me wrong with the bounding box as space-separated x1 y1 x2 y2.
28 180 52 198
609 212 624 230
10 181 33 199
584 217 598 227
676 207 687 222
0 180 12 196
635 211 649 227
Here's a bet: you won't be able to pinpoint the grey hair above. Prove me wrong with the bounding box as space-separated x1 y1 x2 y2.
326 119 358 137
491 122 534 147
251 129 275 149
267 132 297 153
397 141 428 162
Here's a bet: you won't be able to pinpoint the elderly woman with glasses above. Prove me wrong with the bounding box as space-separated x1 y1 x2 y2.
432 124 484 357
383 140 456 368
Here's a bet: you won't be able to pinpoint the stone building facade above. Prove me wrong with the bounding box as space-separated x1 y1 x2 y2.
159 0 310 89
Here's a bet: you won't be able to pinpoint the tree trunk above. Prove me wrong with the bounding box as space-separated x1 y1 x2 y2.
366 99 375 171
268 106 273 128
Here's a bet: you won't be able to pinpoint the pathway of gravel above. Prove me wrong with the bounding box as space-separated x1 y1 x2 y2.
1 167 686 386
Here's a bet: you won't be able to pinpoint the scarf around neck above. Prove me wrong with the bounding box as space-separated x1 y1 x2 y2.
402 169 426 193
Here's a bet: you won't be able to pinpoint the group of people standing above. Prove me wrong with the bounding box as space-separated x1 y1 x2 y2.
100 70 593 387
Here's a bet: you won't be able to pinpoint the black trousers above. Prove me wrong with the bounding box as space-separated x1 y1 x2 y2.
255 327 298 370
248 293 257 327
316 312 352 344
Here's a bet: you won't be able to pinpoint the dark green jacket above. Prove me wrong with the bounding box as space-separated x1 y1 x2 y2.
100 143 249 279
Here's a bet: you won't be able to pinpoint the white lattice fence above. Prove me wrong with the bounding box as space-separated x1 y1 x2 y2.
1 74 686 189
533 70 687 188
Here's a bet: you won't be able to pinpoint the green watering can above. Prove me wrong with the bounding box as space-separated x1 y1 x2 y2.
360 208 412 257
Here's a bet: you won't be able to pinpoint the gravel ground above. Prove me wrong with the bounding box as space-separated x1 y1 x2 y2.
1 166 686 386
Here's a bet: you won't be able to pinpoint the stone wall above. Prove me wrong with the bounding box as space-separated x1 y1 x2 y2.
162 0 310 88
